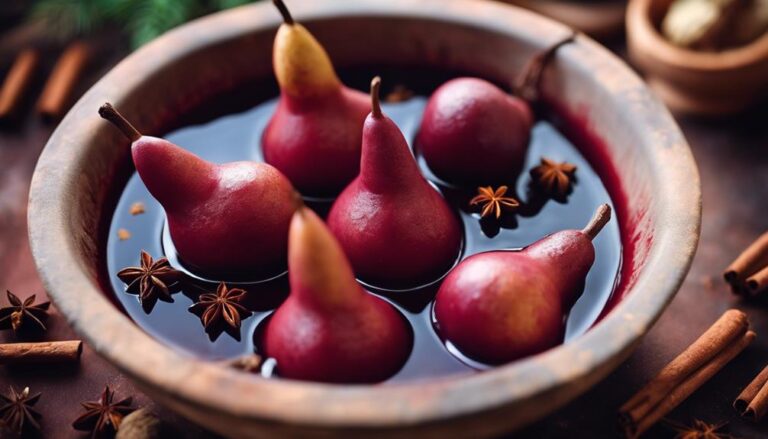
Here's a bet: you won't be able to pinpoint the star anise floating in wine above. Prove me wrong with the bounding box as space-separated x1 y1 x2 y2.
470 185 520 219
0 291 51 334
72 386 134 438
117 250 182 313
0 386 42 436
529 157 577 199
189 282 252 341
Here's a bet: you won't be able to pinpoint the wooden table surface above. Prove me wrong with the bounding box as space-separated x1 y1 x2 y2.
0 39 767 439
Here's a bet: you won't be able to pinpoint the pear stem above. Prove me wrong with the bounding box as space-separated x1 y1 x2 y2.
273 0 294 25
99 103 141 142
370 76 382 118
292 190 305 213
582 204 612 240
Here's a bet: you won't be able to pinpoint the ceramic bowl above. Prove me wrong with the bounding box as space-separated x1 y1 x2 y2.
28 0 700 437
627 0 768 115
504 0 626 40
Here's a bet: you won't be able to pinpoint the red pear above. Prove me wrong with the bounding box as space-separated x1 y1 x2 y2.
263 207 411 383
262 0 369 197
416 77 533 185
434 204 611 364
327 77 462 288
99 103 295 277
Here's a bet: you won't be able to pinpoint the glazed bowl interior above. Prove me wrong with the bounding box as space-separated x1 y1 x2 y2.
28 0 700 437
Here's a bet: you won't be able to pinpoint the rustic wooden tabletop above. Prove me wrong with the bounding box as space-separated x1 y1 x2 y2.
0 37 767 439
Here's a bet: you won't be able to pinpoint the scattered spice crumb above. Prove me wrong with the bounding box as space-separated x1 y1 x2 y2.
129 202 145 216
385 84 414 103
229 354 263 373
702 275 716 290
118 229 131 241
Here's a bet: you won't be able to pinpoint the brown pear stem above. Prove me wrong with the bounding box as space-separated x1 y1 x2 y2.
370 76 382 118
99 103 141 142
582 204 611 240
513 29 577 103
292 190 305 213
273 0 294 25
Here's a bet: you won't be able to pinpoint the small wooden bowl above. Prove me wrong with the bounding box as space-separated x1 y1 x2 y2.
28 0 700 437
627 0 768 115
503 0 626 40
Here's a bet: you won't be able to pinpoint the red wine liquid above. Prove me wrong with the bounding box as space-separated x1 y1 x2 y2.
105 67 621 383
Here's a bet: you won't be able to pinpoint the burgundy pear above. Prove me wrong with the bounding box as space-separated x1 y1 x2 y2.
327 77 462 287
416 77 533 185
434 204 611 364
99 103 295 277
262 0 369 197
263 207 411 383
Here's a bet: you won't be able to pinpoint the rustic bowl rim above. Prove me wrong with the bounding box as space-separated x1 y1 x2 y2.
28 0 701 432
627 0 768 72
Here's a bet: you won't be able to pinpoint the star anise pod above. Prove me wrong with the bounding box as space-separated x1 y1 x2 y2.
189 282 252 341
470 186 520 219
668 419 732 439
0 291 51 334
72 386 134 438
0 386 42 435
529 157 577 199
117 250 182 313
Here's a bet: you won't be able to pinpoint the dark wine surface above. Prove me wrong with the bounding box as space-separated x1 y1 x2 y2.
105 68 621 383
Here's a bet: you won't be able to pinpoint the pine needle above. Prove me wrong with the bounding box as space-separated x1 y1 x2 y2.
28 0 255 48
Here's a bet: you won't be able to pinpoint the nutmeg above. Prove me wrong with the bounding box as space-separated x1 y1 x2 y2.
115 409 171 439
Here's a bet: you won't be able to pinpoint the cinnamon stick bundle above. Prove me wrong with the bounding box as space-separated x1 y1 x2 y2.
724 232 768 295
619 310 754 438
0 48 39 119
0 340 82 365
735 365 768 421
37 40 91 120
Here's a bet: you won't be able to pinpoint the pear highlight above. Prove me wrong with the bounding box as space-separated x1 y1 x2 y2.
328 77 463 288
416 77 533 185
262 0 369 197
100 103 296 277
434 204 612 364
263 207 411 383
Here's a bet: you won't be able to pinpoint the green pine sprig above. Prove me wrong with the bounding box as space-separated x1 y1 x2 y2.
29 0 255 49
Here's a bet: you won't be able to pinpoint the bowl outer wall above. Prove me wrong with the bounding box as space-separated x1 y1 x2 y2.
27 0 701 437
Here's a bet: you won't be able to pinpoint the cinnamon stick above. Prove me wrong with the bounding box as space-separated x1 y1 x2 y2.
0 340 82 365
619 310 752 438
0 48 39 119
746 266 768 296
735 365 768 414
745 375 768 421
724 232 768 292
36 40 91 120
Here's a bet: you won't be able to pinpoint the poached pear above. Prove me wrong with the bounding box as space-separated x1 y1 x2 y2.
327 77 462 288
263 206 411 383
416 77 533 186
99 103 296 277
262 0 369 197
434 204 611 364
